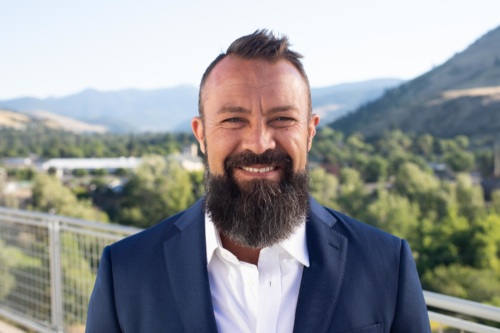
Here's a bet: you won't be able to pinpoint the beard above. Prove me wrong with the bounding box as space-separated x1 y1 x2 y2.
203 149 310 249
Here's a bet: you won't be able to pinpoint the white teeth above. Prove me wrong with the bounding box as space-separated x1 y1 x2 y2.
242 166 276 173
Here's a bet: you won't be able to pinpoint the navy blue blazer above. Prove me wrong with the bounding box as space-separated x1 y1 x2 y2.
86 197 430 332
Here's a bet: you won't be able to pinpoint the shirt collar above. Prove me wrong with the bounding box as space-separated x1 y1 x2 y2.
279 219 310 267
205 212 222 265
205 213 309 267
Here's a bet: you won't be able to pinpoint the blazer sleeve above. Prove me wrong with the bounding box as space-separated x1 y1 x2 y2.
391 240 431 332
86 246 122 333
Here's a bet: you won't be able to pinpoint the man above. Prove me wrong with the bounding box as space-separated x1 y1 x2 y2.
86 30 431 333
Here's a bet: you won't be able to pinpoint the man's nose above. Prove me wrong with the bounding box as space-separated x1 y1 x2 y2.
241 123 276 155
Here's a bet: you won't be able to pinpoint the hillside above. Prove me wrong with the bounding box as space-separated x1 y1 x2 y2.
311 78 403 123
0 79 402 133
0 109 107 133
331 25 500 139
0 86 199 133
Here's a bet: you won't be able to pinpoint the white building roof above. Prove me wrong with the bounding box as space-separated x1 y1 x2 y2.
40 154 203 172
41 157 142 171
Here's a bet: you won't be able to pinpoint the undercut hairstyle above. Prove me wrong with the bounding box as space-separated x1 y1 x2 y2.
198 29 312 120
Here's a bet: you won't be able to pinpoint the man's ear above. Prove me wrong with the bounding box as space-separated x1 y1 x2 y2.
191 117 206 154
307 114 320 151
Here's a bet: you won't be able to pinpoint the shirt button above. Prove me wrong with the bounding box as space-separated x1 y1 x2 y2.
248 278 255 286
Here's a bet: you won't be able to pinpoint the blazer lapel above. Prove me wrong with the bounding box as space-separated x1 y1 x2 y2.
293 197 348 333
162 199 218 333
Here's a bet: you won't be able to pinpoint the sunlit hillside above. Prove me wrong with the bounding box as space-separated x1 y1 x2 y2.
331 25 500 139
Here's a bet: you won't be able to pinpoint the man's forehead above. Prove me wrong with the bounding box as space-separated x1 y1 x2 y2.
204 55 305 89
199 55 311 119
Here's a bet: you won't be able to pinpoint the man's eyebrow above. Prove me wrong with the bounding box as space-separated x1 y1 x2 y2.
217 105 300 115
217 106 251 114
268 105 300 114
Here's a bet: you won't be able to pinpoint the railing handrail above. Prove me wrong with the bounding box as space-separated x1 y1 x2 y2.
428 311 500 333
424 290 500 323
0 206 142 235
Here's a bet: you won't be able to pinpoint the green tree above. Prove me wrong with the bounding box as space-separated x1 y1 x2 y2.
72 169 88 177
490 190 500 214
429 206 471 268
476 150 494 177
31 174 109 222
189 169 205 200
365 189 420 243
393 162 450 221
113 168 129 177
454 173 485 222
309 167 339 208
118 155 195 228
444 149 475 173
435 138 459 155
346 132 372 153
414 134 434 158
455 135 470 150
91 168 108 176
468 213 500 272
363 155 388 183
336 168 368 218
378 130 412 157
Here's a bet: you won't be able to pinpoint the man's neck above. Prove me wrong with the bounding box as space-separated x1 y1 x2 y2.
220 233 261 265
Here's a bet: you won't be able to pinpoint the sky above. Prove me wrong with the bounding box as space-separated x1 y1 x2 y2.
1 0 499 100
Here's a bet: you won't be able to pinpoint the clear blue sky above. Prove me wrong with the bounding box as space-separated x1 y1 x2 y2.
1 0 499 99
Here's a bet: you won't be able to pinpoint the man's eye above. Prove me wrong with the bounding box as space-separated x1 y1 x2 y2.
270 117 295 126
224 118 242 123
221 117 246 128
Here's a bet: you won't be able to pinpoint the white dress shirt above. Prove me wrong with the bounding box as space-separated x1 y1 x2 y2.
205 214 309 333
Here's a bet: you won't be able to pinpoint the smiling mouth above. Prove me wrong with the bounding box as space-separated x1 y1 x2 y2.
241 166 277 173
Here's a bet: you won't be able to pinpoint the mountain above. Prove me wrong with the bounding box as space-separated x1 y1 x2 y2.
330 26 500 139
0 86 199 133
0 80 403 133
0 109 107 133
311 78 404 124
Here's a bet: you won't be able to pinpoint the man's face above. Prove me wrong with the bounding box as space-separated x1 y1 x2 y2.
192 55 319 181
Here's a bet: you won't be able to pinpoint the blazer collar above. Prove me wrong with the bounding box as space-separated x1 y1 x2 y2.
293 196 348 333
162 198 218 333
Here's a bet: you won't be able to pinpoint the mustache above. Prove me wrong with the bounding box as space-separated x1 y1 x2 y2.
224 149 293 170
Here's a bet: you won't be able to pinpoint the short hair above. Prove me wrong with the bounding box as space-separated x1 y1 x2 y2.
198 29 312 119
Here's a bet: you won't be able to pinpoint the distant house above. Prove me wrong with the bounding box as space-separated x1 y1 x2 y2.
1 157 36 168
39 145 203 174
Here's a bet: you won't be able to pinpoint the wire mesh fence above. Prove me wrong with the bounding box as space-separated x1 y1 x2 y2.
0 218 51 328
0 207 140 333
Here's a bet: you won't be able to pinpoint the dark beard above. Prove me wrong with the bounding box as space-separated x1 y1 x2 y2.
203 149 309 249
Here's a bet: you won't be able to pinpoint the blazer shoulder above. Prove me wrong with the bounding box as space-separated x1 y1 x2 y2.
317 202 403 251
109 198 205 255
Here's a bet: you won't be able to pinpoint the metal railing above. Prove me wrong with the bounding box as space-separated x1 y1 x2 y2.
426 291 500 333
0 207 140 333
0 207 499 333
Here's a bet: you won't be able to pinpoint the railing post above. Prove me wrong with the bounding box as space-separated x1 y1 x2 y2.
48 216 64 333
